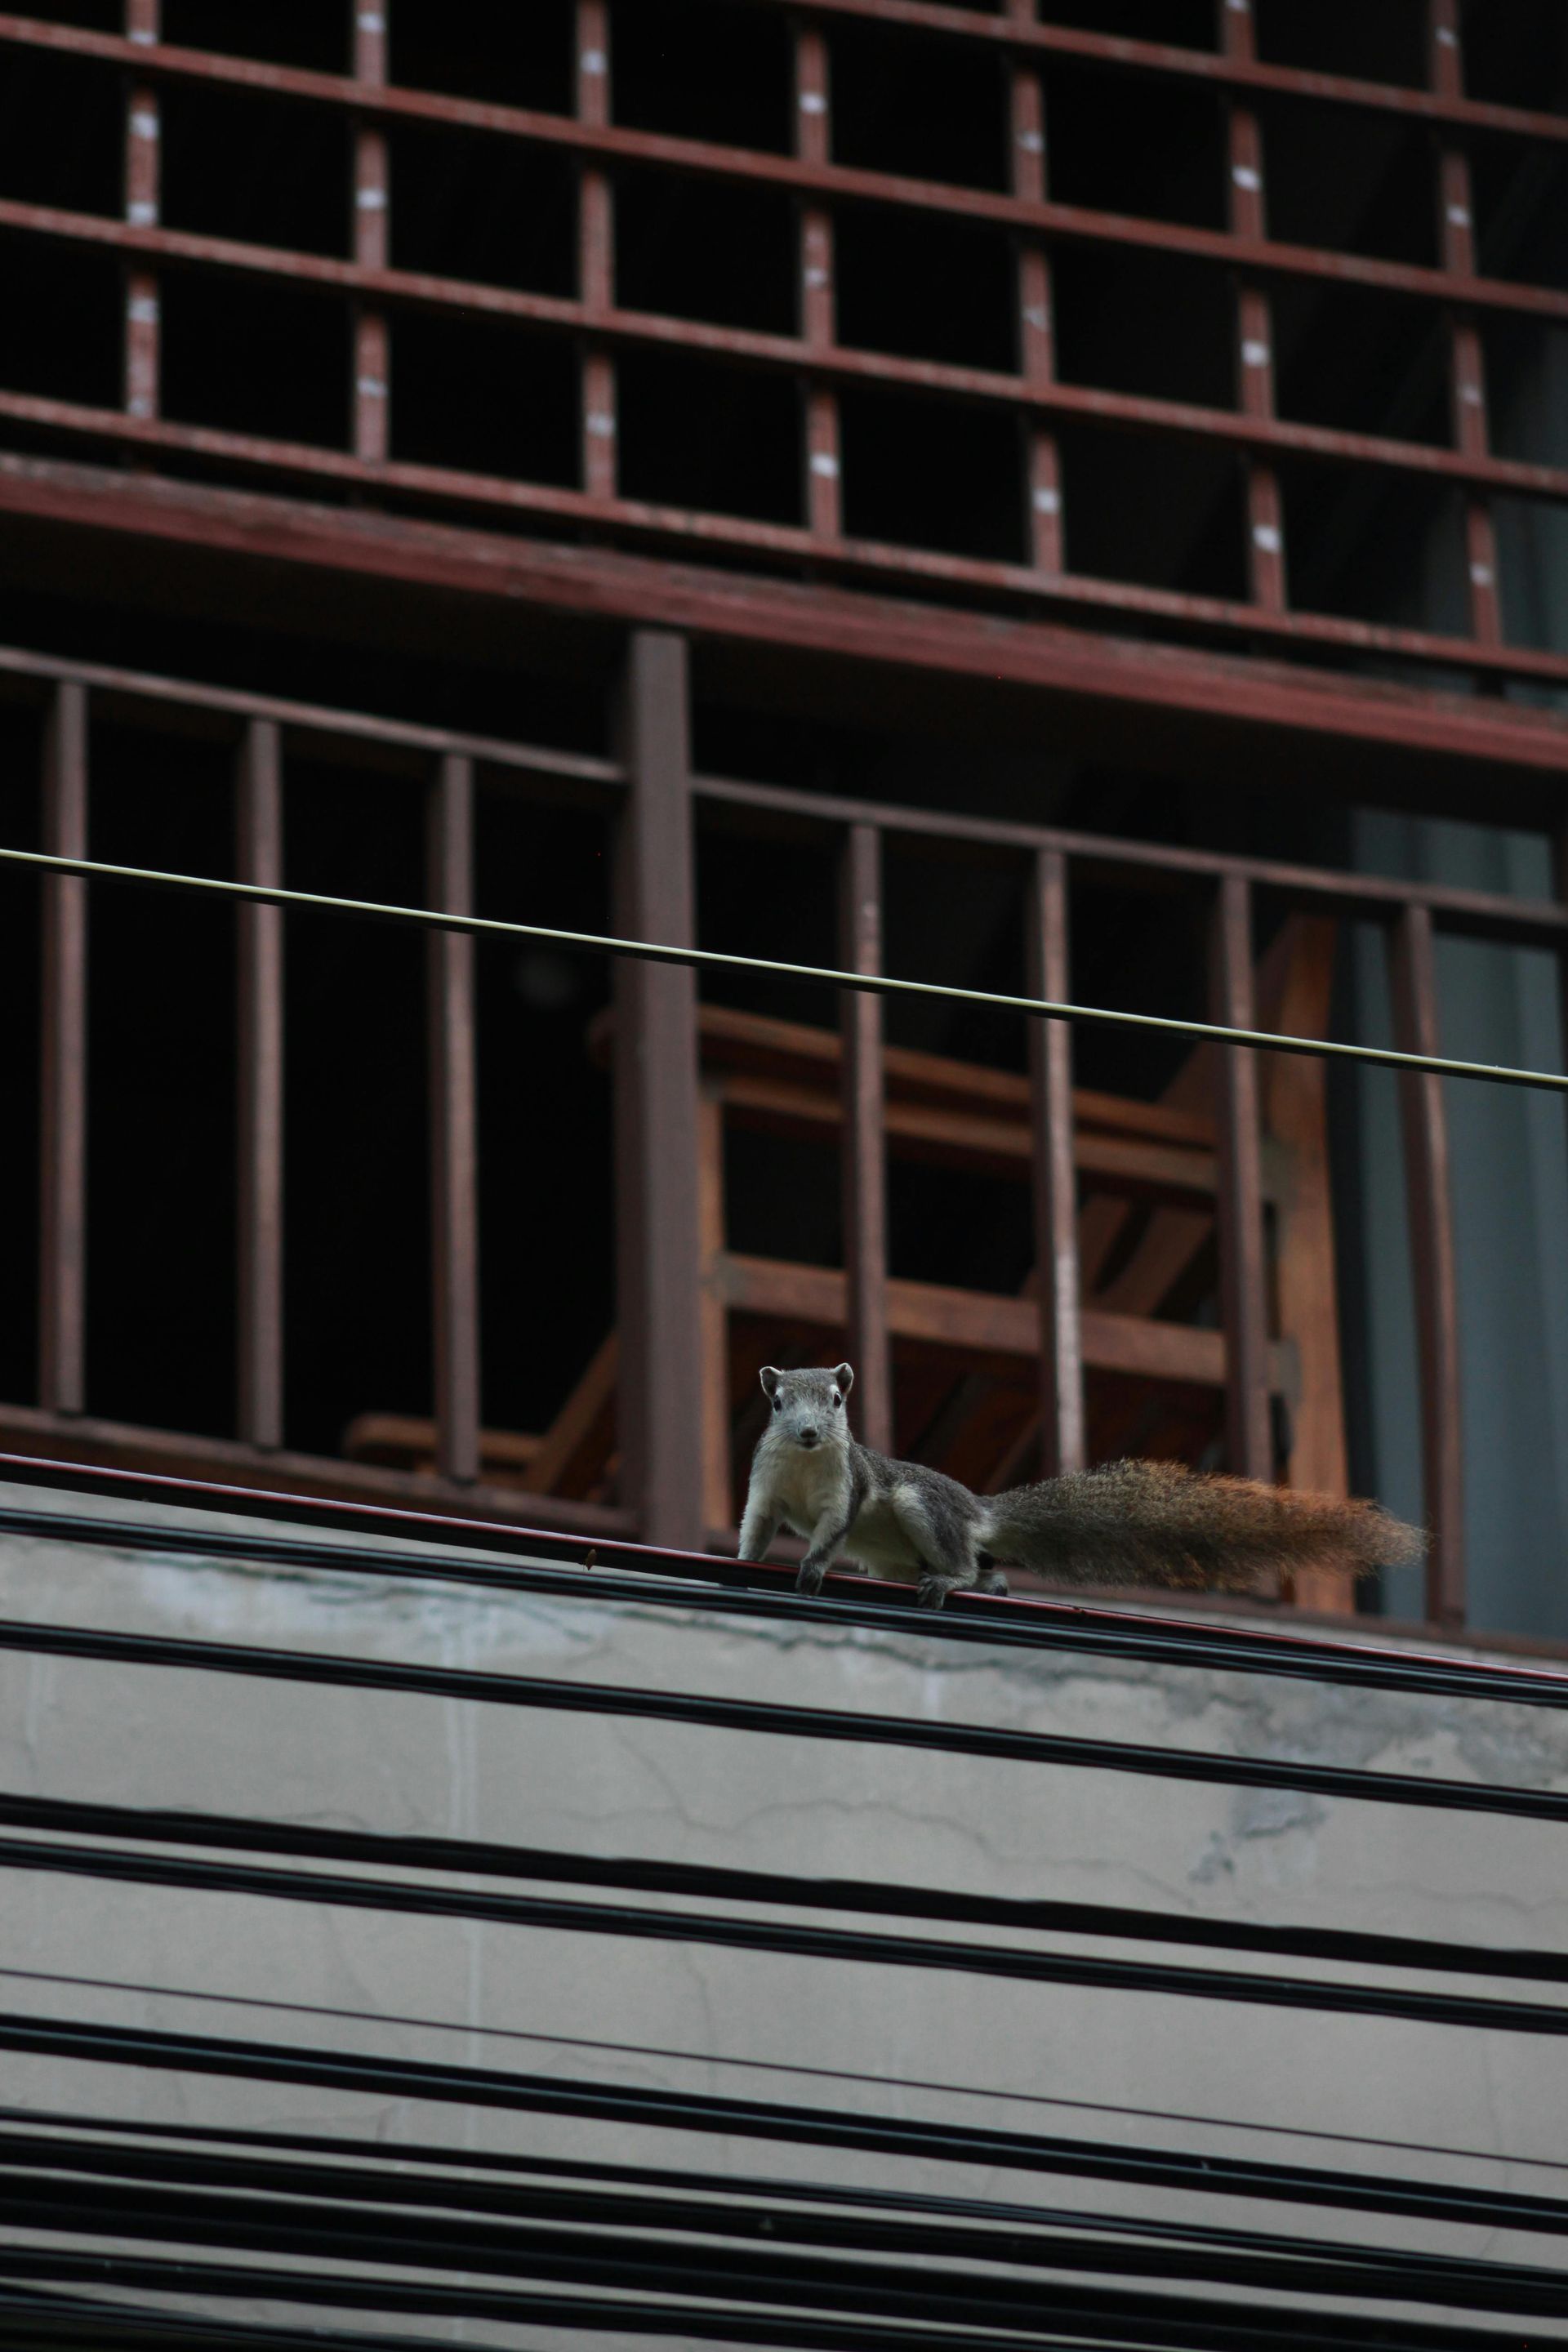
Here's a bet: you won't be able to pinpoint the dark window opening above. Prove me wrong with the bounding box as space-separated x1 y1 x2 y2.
1254 0 1428 88
1044 63 1227 231
0 237 120 407
7 0 118 28
1471 138 1568 294
617 350 801 523
162 273 350 448
389 126 576 297
160 84 350 259
1052 247 1236 409
474 788 615 1444
1060 427 1247 600
829 23 1009 193
840 388 1024 562
835 205 1016 374
615 168 796 335
0 51 121 216
390 314 578 488
1483 316 1568 466
1036 0 1216 45
1281 466 1470 635
1260 99 1438 269
1494 495 1568 655
86 723 236 1437
163 0 349 74
390 0 574 115
1272 283 1450 446
283 760 430 1457
0 710 41 1408
1460 0 1568 116
609 1 791 154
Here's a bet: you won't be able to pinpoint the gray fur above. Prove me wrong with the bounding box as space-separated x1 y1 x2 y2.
737 1363 1424 1610
740 1364 1004 1610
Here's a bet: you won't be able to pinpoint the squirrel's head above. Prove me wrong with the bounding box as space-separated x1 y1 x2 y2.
759 1363 853 1452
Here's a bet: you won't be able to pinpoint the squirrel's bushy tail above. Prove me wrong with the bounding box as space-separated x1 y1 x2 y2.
978 1460 1425 1592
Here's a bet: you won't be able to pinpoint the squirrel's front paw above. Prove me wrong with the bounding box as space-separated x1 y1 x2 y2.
916 1575 956 1610
795 1560 826 1597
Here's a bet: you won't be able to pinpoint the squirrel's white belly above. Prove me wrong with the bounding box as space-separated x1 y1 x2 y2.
844 1493 924 1580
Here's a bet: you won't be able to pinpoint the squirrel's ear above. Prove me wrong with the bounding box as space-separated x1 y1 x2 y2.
760 1365 782 1401
834 1362 854 1396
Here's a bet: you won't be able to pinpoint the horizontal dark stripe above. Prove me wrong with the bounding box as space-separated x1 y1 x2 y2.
3 2009 1567 2237
1 1614 1565 1824
5 1827 1568 2038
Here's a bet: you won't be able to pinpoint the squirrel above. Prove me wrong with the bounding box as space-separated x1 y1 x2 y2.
738 1363 1426 1609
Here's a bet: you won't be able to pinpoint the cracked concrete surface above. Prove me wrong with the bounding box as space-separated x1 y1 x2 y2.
3 1479 1568 2317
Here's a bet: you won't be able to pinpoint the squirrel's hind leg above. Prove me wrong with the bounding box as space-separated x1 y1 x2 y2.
890 1482 984 1611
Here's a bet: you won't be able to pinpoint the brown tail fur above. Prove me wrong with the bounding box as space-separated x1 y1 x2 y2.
980 1459 1426 1592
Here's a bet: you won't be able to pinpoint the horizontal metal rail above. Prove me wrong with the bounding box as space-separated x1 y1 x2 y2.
0 841 1562 1094
2 7 1566 171
2 1613 1566 1822
7 1487 1568 1709
6 2008 1568 2236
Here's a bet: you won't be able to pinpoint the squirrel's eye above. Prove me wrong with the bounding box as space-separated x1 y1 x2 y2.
831 1391 841 1409
772 1396 781 1411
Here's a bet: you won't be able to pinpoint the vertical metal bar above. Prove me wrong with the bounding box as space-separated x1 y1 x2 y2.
1007 2 1062 575
1210 872 1272 1481
1429 0 1500 647
1388 904 1465 1630
1026 849 1085 1475
796 25 841 537
613 630 704 1549
839 823 892 1454
427 753 481 1486
236 720 284 1451
1220 0 1285 611
123 0 160 425
577 0 617 502
352 1 390 466
39 682 88 1418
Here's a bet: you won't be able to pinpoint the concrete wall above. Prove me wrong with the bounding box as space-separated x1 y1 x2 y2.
3 1481 1568 2341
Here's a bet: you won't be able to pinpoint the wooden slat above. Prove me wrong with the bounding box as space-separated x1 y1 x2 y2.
1222 0 1286 613
427 753 480 1484
236 719 284 1450
1210 871 1273 1479
1026 848 1085 1471
1008 0 1062 575
797 25 841 538
697 1089 733 1528
840 823 893 1451
614 630 704 1548
717 1250 1292 1392
578 0 617 501
520 1332 618 1497
38 680 88 1417
352 0 390 465
123 0 160 427
1389 902 1465 1629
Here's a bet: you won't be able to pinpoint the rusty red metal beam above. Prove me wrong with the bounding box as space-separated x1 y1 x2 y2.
0 638 622 785
1026 847 1085 1477
1222 0 1286 614
11 450 1568 779
13 398 1568 693
577 0 617 503
1008 0 1062 577
4 7 1566 153
2 65 1568 329
1210 872 1272 1483
797 22 841 541
614 630 704 1551
427 752 481 1486
840 823 892 1454
1429 0 1503 653
1388 903 1465 1631
235 718 283 1451
38 679 88 1419
351 0 390 467
122 0 160 426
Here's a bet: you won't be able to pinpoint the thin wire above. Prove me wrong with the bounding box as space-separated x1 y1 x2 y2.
3 1961 1566 2178
2 841 1563 1095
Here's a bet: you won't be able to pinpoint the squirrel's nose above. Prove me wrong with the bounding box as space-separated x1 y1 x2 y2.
799 1427 818 1447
